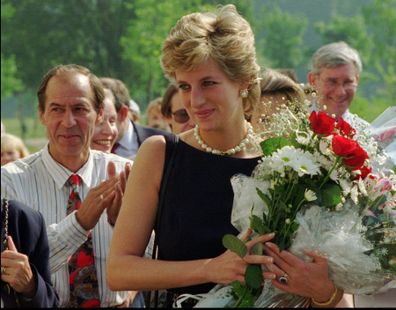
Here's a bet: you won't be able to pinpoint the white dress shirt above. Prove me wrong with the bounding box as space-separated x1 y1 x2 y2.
115 121 139 160
341 110 370 133
1 145 132 307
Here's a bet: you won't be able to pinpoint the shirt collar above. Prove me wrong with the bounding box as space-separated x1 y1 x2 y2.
42 143 95 189
118 120 134 149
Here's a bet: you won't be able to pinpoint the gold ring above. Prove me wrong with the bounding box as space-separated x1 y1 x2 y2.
1 266 6 275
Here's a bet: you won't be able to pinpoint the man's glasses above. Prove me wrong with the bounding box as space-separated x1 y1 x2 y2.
172 109 190 124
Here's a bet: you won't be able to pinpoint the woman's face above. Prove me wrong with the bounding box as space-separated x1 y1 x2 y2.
91 91 118 153
175 58 245 131
1 147 21 165
169 91 195 134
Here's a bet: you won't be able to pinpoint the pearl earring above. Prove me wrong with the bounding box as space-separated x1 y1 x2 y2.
240 89 248 98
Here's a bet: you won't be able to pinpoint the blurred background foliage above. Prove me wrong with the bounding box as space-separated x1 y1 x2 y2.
1 0 395 148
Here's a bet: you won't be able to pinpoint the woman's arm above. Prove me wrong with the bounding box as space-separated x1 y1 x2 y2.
107 136 276 291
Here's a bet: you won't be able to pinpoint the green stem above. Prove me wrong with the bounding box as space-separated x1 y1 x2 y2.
319 157 342 189
234 286 249 308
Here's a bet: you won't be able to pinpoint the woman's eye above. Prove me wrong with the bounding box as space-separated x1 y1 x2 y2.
203 80 216 87
178 84 190 91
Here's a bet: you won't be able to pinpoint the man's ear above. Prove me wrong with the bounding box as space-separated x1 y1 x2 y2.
118 105 129 122
307 72 317 87
39 110 46 125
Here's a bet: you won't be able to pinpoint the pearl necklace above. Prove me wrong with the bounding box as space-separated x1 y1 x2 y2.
193 122 254 156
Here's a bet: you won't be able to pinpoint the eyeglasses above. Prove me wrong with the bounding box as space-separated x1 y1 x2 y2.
172 109 190 124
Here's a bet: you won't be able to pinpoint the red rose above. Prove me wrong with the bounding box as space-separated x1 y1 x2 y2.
336 117 356 138
332 135 358 156
309 111 335 136
343 145 369 169
355 165 372 180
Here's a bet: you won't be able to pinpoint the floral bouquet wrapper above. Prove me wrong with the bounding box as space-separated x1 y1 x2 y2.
367 106 396 164
191 106 396 308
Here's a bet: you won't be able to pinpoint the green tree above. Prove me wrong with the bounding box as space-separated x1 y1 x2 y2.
314 0 396 102
254 6 308 70
1 0 23 98
314 15 370 61
1 0 134 90
120 0 202 106
1 54 23 98
362 0 396 101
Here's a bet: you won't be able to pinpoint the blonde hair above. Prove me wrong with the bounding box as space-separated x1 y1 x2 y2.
251 69 305 132
1 133 30 159
260 69 304 102
160 4 260 116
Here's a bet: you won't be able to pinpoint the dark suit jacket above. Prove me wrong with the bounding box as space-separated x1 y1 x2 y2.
1 199 58 308
132 121 173 147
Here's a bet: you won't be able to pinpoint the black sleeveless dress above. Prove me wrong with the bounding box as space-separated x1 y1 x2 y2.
156 135 260 296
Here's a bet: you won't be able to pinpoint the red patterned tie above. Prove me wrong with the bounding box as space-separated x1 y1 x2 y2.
67 174 100 308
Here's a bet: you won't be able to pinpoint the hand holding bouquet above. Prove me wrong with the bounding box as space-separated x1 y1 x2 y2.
193 104 395 308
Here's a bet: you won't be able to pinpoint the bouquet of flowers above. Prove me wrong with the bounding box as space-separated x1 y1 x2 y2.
189 103 396 308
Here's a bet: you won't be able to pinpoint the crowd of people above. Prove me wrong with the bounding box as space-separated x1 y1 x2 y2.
1 4 394 308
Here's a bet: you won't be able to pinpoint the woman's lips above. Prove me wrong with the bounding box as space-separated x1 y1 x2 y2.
195 109 214 120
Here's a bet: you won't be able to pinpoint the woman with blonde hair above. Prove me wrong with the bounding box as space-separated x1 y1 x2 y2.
1 133 30 166
107 5 343 308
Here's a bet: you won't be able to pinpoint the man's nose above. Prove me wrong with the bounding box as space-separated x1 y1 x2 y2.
62 110 77 127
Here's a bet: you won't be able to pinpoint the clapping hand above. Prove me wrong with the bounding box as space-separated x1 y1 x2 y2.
106 161 132 226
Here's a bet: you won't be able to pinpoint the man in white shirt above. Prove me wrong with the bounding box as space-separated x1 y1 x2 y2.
307 41 369 133
1 64 137 307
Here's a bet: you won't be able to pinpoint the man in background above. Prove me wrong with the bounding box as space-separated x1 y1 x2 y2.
128 99 141 124
307 41 369 131
100 77 171 160
1 64 136 307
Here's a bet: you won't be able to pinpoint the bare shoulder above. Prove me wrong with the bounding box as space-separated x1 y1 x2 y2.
132 135 167 177
138 135 167 157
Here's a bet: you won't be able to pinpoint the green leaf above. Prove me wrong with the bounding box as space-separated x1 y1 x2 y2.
260 137 291 156
250 214 268 235
256 188 271 207
321 183 342 207
245 265 263 290
222 234 247 258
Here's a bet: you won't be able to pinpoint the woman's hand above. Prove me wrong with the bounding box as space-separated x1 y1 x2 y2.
202 230 276 285
264 242 337 303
